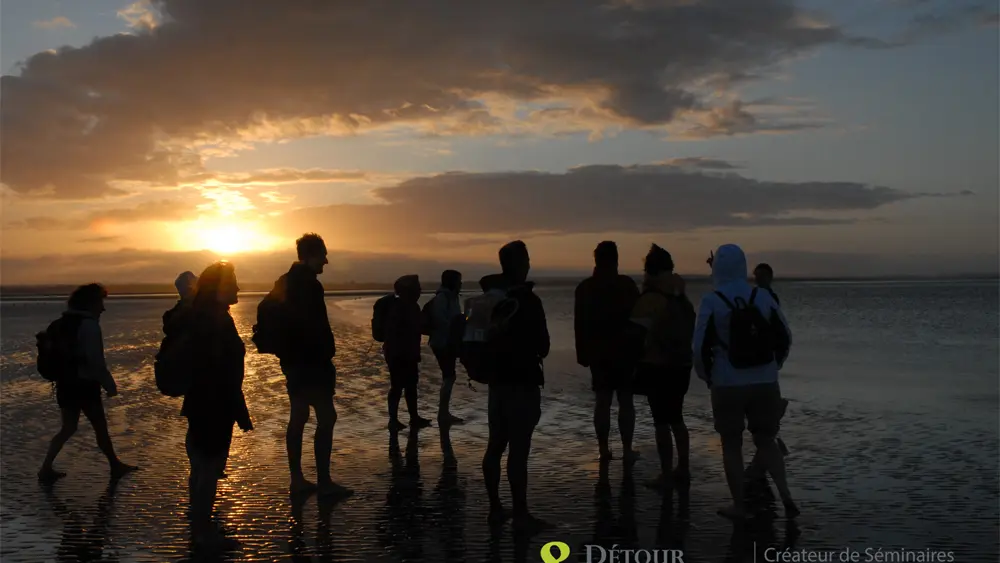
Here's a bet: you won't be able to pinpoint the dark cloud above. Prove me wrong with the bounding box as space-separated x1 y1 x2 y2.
77 235 123 243
277 161 957 251
6 199 196 230
2 0 877 198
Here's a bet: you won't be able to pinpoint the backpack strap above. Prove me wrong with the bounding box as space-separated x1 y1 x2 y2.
748 287 759 306
714 291 736 310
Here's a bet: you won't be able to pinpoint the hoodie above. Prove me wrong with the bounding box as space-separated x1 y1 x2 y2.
630 273 695 368
384 275 423 363
574 267 640 366
481 273 550 387
692 244 792 388
64 309 117 395
427 284 462 352
279 262 336 367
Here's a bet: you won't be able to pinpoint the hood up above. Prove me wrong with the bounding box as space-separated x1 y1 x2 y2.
712 244 748 288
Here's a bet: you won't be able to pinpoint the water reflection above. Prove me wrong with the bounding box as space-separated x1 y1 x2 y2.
43 477 121 563
431 423 466 562
588 461 639 552
378 429 424 561
656 478 690 552
289 490 342 562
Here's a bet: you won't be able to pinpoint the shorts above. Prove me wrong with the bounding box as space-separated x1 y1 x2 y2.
433 349 457 381
487 383 541 437
642 365 691 426
186 423 231 476
55 378 103 411
387 357 419 389
710 382 782 439
281 362 336 396
590 361 634 393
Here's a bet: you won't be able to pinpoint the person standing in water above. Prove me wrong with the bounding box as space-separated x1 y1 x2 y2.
384 274 433 431
693 244 797 520
482 240 551 533
38 283 138 483
424 269 465 426
173 261 253 549
574 241 640 464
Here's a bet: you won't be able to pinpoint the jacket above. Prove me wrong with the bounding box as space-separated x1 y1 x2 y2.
693 244 792 388
385 297 423 364
64 310 117 394
427 285 462 352
630 273 696 368
279 262 336 367
574 268 640 366
176 303 251 432
489 274 550 387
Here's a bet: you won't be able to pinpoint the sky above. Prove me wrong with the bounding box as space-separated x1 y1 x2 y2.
1 0 997 284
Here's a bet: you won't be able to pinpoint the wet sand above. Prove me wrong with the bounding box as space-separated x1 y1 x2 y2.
0 295 996 562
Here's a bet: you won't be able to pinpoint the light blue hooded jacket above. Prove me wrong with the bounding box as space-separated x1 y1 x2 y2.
693 244 791 388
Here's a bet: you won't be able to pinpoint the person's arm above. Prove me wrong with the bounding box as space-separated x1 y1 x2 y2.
692 296 714 384
535 295 550 360
573 282 590 367
78 319 117 395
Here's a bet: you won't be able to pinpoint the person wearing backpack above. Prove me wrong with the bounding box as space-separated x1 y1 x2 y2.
163 271 198 329
267 234 349 498
574 241 640 465
384 274 432 432
423 269 465 426
753 263 780 307
482 240 552 534
37 283 138 483
693 243 797 521
629 244 696 492
173 261 253 550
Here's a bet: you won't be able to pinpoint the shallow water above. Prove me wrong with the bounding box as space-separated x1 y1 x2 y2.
0 280 997 562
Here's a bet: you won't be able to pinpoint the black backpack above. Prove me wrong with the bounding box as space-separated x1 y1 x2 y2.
715 288 776 369
154 327 196 397
371 294 396 342
35 315 83 382
252 277 289 356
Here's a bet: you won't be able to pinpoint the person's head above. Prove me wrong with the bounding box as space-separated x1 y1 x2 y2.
67 283 108 317
754 263 774 288
499 240 530 284
441 269 462 293
296 233 329 274
643 244 674 277
394 274 421 302
711 244 748 287
174 271 198 300
194 261 240 307
593 240 618 271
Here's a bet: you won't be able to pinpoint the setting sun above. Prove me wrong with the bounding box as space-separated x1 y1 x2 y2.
174 218 281 256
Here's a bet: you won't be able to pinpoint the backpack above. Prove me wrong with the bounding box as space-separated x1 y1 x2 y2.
35 315 83 382
459 291 515 384
420 298 436 336
445 313 466 357
252 278 288 356
371 294 396 343
153 328 196 397
715 288 776 369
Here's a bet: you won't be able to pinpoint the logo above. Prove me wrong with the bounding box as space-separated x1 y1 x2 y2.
541 542 571 563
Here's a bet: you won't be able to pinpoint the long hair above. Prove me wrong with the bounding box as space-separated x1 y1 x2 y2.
193 261 237 308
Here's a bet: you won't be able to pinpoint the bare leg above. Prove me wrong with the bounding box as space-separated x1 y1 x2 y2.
40 407 80 480
719 432 746 519
508 397 550 533
287 392 315 492
593 390 613 460
617 390 637 464
754 434 798 517
671 417 690 477
82 402 137 477
482 431 508 521
312 394 351 498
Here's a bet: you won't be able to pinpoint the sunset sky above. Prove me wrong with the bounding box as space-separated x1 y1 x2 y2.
1 0 997 284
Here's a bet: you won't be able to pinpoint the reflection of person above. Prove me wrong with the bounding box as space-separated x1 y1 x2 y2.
45 478 121 563
38 283 138 483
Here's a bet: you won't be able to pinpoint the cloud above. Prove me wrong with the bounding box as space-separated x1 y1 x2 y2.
2 0 883 199
77 236 123 244
33 17 76 30
6 199 197 231
275 160 959 251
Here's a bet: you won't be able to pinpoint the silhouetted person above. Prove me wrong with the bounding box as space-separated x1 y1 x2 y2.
38 283 138 483
753 263 780 306
425 269 465 426
574 241 640 464
482 240 551 533
279 234 350 497
385 275 432 431
163 271 197 328
694 244 797 520
172 261 253 550
630 245 696 491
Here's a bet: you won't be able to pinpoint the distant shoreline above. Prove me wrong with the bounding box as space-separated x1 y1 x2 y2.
1 274 995 300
